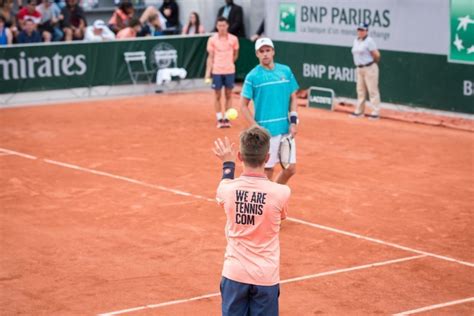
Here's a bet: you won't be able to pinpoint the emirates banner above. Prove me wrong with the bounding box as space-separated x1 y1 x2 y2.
0 35 208 94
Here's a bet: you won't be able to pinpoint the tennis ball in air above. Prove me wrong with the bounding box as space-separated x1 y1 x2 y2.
226 108 238 120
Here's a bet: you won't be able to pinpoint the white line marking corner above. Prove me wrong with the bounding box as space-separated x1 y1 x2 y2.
393 297 474 315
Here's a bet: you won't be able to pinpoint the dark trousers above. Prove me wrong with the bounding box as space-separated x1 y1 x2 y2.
220 276 280 316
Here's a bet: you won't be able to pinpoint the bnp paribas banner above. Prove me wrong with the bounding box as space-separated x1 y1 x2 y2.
265 0 473 114
450 0 474 64
267 0 450 55
0 36 207 94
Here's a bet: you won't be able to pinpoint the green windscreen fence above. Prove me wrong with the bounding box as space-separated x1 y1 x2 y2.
0 36 207 94
1 36 472 114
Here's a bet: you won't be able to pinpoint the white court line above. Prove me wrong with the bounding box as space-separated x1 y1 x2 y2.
393 297 474 315
280 254 426 284
2 146 473 268
98 254 426 316
98 292 221 316
286 217 474 268
0 148 37 160
43 159 214 203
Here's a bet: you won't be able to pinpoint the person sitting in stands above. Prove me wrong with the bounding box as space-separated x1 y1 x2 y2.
84 19 115 41
1 0 19 39
60 0 86 41
116 17 141 39
36 0 62 42
16 0 41 30
181 11 204 35
0 15 13 45
16 17 41 43
159 0 179 34
108 0 134 34
138 12 162 37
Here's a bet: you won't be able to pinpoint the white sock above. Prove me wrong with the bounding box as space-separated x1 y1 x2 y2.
216 112 224 120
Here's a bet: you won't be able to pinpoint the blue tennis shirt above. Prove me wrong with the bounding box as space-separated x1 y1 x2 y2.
241 63 299 136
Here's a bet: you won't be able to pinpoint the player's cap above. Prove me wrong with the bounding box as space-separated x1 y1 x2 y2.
357 23 369 31
93 19 106 29
255 37 274 51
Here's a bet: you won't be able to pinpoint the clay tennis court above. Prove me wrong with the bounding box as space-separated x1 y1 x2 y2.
1 91 473 315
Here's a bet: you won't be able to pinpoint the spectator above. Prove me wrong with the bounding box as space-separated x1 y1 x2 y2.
16 0 41 30
139 6 165 30
0 14 13 45
159 0 178 34
181 11 204 35
55 0 65 9
84 19 114 41
36 0 62 42
116 17 140 39
108 1 134 34
216 0 245 37
60 0 86 41
0 0 18 38
138 12 162 37
16 17 41 43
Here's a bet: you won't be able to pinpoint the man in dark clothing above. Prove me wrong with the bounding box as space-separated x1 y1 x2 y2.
17 18 41 43
216 0 245 37
60 0 86 41
160 0 179 34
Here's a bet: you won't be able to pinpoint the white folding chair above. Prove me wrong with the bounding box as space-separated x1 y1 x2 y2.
124 51 154 84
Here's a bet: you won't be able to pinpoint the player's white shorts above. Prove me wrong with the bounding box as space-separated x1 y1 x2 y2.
265 134 297 168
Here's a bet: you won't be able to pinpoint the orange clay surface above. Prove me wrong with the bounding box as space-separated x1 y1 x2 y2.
0 91 473 315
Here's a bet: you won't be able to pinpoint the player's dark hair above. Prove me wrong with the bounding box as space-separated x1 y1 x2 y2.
217 16 229 24
240 126 270 168
119 1 133 12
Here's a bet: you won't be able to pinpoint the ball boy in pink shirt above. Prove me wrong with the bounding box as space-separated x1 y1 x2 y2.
213 126 291 315
205 16 239 128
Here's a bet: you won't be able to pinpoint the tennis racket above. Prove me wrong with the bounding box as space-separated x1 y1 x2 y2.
278 135 293 169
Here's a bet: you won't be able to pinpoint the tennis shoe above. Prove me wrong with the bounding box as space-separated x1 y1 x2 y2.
368 114 380 120
217 119 225 128
223 118 231 128
349 112 364 118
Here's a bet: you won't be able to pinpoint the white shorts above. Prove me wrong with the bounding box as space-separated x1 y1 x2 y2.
265 134 297 168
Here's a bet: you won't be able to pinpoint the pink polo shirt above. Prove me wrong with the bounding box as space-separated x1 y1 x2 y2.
207 33 239 75
216 173 290 286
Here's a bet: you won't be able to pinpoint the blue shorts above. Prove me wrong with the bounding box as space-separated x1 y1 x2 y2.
220 276 279 316
212 73 235 90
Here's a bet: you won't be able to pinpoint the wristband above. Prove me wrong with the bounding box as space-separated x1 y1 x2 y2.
290 111 298 125
222 161 235 180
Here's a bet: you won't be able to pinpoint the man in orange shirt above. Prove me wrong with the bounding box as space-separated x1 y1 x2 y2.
205 17 239 128
213 126 291 316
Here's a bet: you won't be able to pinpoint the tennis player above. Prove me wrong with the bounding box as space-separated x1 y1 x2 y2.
240 37 299 184
213 126 291 316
